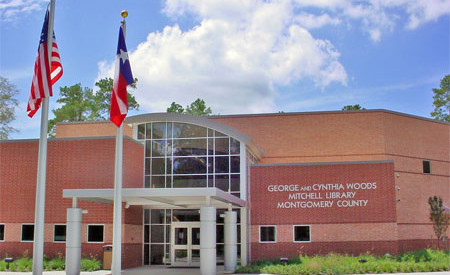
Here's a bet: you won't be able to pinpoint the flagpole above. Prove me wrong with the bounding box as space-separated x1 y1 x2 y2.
32 1 55 274
112 123 123 275
111 11 128 275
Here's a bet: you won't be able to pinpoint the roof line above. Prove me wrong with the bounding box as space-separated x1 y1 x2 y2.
251 160 394 167
210 109 450 125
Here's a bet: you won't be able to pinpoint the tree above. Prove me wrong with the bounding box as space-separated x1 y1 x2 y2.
90 77 139 120
167 102 184 113
0 76 19 139
186 98 212 116
167 98 212 116
430 75 450 122
428 196 449 249
48 77 139 136
342 104 366 111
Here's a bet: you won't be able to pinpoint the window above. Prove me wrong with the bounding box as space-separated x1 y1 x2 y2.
294 225 311 242
423 160 431 174
87 225 104 243
140 122 241 195
21 224 34 242
54 225 66 242
0 224 4 241
259 225 276 243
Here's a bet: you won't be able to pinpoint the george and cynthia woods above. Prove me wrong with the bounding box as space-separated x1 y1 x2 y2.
267 182 377 209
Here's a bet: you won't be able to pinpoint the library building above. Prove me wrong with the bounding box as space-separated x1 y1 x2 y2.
0 110 449 273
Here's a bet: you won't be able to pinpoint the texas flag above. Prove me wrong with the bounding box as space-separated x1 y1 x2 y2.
110 25 134 127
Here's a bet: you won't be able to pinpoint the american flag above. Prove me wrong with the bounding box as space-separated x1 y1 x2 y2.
27 8 63 118
110 25 134 127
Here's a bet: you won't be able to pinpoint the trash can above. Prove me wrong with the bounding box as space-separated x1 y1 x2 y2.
103 245 113 270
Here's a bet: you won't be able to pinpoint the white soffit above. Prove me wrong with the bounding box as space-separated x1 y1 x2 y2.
63 188 246 209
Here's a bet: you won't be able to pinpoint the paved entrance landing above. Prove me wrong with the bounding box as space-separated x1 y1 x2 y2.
0 266 227 275
123 266 227 275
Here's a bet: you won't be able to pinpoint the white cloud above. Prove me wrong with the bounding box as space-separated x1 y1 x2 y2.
98 0 348 115
0 0 43 21
294 0 450 40
96 0 448 115
393 0 450 29
164 0 261 21
294 0 347 9
294 13 341 29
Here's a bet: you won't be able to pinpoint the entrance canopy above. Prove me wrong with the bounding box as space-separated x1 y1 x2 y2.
63 187 246 209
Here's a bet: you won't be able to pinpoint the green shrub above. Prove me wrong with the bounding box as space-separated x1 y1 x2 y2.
80 255 101 271
9 257 33 272
235 257 303 273
0 254 102 272
44 255 65 271
235 249 450 274
0 260 7 271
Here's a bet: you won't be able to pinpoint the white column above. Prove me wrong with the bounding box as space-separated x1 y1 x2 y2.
239 142 247 200
200 206 216 275
240 208 248 266
65 208 82 275
224 210 237 272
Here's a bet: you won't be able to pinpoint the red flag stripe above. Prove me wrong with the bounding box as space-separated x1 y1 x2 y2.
109 25 134 127
27 20 63 117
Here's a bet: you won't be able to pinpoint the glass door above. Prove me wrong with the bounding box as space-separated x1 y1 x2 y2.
171 222 201 266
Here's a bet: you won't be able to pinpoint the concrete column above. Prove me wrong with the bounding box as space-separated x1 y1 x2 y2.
240 208 248 266
200 206 216 275
66 208 82 275
224 210 237 272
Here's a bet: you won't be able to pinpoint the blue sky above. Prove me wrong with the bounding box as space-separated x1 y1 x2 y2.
1 0 449 139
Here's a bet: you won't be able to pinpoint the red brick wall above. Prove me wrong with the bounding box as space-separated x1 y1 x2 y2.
250 162 396 224
211 111 387 163
123 206 143 268
381 113 450 245
214 110 449 254
55 122 133 139
0 137 144 264
122 243 142 269
249 161 397 260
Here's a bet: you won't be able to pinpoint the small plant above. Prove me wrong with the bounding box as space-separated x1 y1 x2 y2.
10 257 33 272
0 254 102 272
44 253 65 271
428 196 449 249
80 254 101 271
0 260 7 271
235 249 450 274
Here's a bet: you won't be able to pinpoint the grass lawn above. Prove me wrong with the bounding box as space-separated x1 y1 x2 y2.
235 249 450 274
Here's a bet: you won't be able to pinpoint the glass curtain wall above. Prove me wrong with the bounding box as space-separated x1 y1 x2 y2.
137 122 240 196
138 122 242 265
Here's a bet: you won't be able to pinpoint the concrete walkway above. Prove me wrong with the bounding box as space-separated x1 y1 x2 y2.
1 267 449 275
0 266 226 275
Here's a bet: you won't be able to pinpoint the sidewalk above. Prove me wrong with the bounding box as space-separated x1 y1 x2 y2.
0 267 449 275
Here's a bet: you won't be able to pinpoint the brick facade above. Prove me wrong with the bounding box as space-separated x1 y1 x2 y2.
213 110 449 255
249 161 399 260
0 137 144 268
55 121 133 139
0 110 448 267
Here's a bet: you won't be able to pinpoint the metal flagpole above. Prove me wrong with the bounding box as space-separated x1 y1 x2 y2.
32 1 55 274
111 10 128 275
112 124 123 275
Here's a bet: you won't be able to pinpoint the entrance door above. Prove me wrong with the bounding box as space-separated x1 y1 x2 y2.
171 222 201 266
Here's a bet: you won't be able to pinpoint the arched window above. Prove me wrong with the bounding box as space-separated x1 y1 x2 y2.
137 122 241 197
